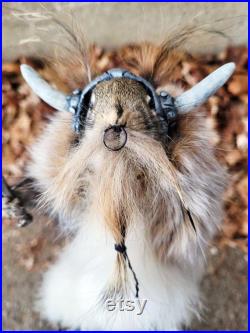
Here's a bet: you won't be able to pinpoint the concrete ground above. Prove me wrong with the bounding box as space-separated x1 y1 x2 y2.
3 3 248 61
2 218 248 331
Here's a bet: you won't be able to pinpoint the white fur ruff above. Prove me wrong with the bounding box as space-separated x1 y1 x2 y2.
37 210 202 331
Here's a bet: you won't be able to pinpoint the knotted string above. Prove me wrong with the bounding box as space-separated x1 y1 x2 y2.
114 242 139 298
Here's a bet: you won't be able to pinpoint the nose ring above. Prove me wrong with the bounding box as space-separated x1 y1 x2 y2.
103 125 127 151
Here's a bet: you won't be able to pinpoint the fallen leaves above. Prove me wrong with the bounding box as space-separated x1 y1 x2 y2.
228 74 248 96
2 60 53 184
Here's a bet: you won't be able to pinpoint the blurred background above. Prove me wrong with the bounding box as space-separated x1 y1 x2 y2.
2 2 248 331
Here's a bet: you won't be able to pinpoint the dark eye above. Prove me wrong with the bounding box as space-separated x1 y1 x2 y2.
146 95 151 104
89 93 96 109
146 94 155 109
82 91 95 111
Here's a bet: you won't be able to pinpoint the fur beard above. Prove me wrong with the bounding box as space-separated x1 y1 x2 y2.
27 108 226 330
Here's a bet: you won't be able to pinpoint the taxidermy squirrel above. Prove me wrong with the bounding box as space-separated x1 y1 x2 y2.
3 25 235 330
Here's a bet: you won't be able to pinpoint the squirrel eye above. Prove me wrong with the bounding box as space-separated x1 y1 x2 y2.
89 93 96 108
146 94 155 109
146 95 151 104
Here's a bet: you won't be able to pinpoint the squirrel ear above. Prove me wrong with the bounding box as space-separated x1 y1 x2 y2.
175 63 235 114
20 64 69 112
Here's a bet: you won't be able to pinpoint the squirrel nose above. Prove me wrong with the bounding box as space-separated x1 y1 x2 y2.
103 125 127 151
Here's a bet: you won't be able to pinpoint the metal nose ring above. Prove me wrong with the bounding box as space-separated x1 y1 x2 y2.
103 125 127 151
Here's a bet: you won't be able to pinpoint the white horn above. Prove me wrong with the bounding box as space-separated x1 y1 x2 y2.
20 64 69 112
175 62 235 114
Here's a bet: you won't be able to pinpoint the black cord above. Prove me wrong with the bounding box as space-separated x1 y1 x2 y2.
186 209 196 233
114 242 140 298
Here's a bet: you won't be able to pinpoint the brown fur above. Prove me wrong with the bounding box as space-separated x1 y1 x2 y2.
25 30 226 296
28 109 225 265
